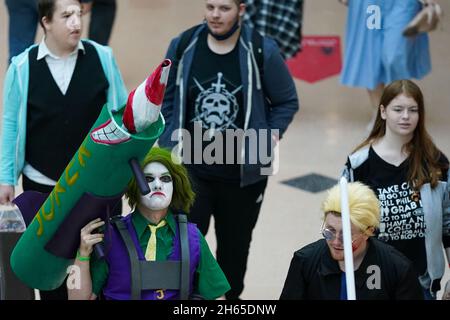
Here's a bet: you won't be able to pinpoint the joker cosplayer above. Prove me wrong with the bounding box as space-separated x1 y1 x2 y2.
11 60 170 291
68 147 230 300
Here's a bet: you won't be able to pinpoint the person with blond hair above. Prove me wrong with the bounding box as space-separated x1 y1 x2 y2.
342 79 450 299
280 182 423 300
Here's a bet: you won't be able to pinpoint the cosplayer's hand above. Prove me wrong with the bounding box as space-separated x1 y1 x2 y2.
338 0 348 6
79 218 105 257
443 280 450 300
0 185 15 205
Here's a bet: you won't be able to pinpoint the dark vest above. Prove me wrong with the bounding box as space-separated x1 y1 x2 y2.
102 214 200 300
26 42 108 180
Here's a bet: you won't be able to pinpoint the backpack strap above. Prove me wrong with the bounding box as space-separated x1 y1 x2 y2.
175 24 203 61
176 213 190 300
111 217 142 300
176 24 264 84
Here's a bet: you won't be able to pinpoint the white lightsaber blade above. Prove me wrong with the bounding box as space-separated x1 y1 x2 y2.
340 176 356 300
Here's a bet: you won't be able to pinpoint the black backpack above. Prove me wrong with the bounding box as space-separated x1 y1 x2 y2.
175 24 264 79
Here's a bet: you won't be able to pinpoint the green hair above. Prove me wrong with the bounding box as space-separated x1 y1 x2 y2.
321 182 380 236
125 147 195 213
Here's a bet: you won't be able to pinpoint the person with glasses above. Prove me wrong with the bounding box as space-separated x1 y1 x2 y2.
280 182 423 300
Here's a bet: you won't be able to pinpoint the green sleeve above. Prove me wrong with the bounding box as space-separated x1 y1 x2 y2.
195 231 230 300
90 257 109 297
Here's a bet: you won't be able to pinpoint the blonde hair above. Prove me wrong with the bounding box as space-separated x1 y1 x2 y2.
321 182 380 235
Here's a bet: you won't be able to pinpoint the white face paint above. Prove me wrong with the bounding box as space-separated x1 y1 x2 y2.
140 162 173 211
65 5 82 31
44 0 82 53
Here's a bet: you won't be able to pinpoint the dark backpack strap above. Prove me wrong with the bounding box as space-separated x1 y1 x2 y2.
112 217 142 300
176 24 264 81
176 213 190 300
176 24 202 61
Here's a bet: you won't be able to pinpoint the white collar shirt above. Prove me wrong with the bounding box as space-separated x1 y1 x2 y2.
37 38 85 95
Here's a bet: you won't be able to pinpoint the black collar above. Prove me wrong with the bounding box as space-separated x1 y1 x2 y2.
318 238 377 288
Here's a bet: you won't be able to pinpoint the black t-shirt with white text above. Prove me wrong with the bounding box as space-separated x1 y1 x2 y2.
185 29 244 182
346 146 449 276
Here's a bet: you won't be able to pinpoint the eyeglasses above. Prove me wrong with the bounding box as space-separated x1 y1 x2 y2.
321 228 364 243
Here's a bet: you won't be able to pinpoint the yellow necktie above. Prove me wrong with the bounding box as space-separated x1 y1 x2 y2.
144 220 167 261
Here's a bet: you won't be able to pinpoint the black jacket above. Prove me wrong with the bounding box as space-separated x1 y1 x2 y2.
280 238 423 300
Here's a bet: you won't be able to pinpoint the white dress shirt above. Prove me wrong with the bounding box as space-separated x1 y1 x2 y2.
36 37 85 94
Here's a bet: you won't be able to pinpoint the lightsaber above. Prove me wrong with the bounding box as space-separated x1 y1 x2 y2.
340 176 356 300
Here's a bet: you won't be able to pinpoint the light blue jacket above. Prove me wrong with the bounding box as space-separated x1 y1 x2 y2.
0 39 128 186
343 146 450 293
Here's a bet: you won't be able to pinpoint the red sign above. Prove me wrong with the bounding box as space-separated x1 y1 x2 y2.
286 36 342 83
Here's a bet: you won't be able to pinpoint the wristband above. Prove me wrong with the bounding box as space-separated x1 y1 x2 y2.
76 250 90 261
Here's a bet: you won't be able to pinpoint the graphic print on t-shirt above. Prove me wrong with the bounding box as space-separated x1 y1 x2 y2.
190 72 242 135
377 182 426 242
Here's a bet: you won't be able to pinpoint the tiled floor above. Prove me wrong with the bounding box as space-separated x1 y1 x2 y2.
1 0 449 299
